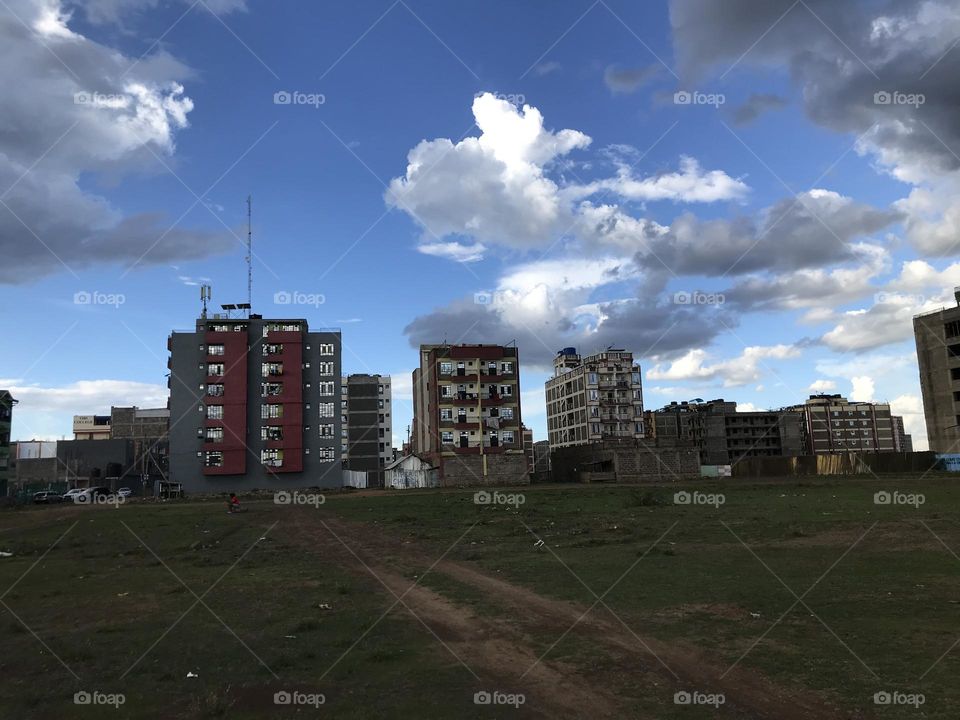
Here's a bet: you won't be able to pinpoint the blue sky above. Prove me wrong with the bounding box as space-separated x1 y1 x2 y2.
4 0 960 449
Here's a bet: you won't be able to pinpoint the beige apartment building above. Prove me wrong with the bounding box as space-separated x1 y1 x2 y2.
545 347 644 449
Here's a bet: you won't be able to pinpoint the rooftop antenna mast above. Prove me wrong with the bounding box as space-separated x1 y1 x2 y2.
246 195 253 318
200 284 211 319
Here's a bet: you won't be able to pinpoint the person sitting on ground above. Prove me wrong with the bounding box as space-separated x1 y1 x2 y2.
227 493 240 513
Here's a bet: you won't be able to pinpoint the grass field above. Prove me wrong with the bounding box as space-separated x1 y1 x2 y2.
1 475 958 718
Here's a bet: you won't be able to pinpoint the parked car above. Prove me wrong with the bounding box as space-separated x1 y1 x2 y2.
117 487 133 499
73 486 112 504
32 491 63 504
62 488 84 502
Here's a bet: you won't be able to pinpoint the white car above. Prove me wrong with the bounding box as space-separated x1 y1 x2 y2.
62 488 85 502
117 488 133 498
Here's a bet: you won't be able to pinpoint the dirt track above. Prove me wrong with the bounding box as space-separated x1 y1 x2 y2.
278 509 863 720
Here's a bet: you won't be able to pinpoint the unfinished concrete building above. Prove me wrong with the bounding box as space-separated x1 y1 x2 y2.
914 299 960 452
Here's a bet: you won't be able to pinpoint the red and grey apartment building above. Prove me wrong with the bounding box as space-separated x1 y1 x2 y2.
168 313 342 493
412 344 528 485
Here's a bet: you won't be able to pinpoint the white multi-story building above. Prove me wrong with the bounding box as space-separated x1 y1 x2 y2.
545 347 644 449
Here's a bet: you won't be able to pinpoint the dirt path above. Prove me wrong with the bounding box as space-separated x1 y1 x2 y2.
279 509 864 720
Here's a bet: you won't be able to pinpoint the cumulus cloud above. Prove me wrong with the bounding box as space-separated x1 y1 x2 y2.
850 375 875 402
634 190 899 277
387 92 751 261
0 0 233 284
646 344 800 387
890 393 927 450
809 379 837 392
669 0 960 256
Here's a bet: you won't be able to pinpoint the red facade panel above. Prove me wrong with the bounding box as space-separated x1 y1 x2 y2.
203 330 248 476
265 330 303 473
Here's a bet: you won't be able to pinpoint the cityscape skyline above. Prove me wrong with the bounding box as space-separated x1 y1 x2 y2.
3 0 956 450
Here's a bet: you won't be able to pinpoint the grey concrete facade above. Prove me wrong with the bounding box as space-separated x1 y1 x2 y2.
914 304 960 453
168 316 342 493
652 400 803 465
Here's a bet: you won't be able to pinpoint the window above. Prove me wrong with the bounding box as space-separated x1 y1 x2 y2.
261 404 283 419
319 343 335 356
952 368 960 381
261 426 283 441
207 405 224 420
318 362 335 376
263 343 283 355
378 384 384 394
319 424 334 438
501 407 514 419
499 385 514 397
588 389 599 401
262 362 283 377
204 451 223 467
378 399 384 408
261 383 283 397
947 321 960 338
588 372 598 385
318 447 336 460
318 381 335 396
439 361 453 375
440 385 452 398
441 431 454 443
631 372 641 385
950 343 960 358
264 323 301 335
500 361 514 374
440 408 453 421
207 384 224 397
261 448 283 466
502 430 514 444
208 344 225 356
207 363 225 376
205 427 223 442
319 402 335 417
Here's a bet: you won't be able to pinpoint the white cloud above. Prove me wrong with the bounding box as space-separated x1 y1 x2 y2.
388 93 748 259
386 93 590 252
5 379 167 440
809 379 837 392
890 393 928 451
571 156 749 204
850 376 876 402
646 345 800 387
0 0 231 283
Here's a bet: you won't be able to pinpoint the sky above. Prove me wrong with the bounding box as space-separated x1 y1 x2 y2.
2 0 960 450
